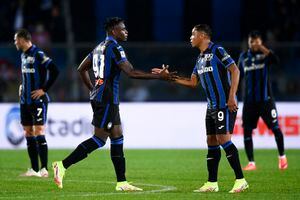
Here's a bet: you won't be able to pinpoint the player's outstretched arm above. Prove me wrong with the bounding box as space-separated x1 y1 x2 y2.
77 56 93 91
173 74 199 88
227 63 240 112
152 65 198 88
119 61 175 81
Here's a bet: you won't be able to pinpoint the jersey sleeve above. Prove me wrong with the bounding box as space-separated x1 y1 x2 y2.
36 50 52 68
112 45 128 64
192 65 199 79
214 46 235 68
87 51 93 61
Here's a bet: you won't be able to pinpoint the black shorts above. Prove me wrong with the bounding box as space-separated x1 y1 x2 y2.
91 101 121 129
206 107 237 135
20 102 48 126
242 100 279 130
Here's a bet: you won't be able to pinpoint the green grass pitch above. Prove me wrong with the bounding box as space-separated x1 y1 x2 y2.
0 149 299 199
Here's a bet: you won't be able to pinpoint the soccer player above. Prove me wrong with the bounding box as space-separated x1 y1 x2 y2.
14 29 59 177
238 31 288 171
152 24 248 193
52 17 174 191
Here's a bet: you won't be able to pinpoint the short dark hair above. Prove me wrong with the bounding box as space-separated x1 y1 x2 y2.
194 24 212 38
15 29 31 41
104 17 124 32
248 30 262 40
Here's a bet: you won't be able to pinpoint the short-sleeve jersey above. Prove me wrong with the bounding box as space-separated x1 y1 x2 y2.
238 50 277 103
192 42 235 109
88 36 127 104
20 45 51 104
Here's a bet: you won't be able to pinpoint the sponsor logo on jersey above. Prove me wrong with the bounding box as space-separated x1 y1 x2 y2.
198 66 213 74
22 66 35 73
95 78 104 86
244 64 265 72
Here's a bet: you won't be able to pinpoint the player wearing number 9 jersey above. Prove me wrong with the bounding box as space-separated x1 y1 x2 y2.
52 17 174 191
14 29 59 177
152 24 248 193
238 31 287 171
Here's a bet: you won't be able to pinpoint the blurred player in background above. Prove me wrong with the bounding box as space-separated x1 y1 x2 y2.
153 24 248 193
238 31 288 171
14 29 59 177
52 17 175 191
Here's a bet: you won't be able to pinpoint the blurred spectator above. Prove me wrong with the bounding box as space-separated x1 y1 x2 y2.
14 0 24 31
0 59 18 101
31 23 51 50
50 5 66 42
124 81 150 102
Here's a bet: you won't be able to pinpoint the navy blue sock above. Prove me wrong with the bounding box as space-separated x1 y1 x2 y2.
244 129 254 161
207 145 221 182
26 136 39 172
36 135 48 169
221 141 244 179
272 128 285 156
111 135 126 182
62 135 105 169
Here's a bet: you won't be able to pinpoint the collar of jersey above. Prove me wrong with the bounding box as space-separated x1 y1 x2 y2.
247 49 262 56
105 36 118 44
24 44 36 54
201 41 214 56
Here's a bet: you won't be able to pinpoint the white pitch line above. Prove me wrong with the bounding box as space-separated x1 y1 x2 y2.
0 179 177 199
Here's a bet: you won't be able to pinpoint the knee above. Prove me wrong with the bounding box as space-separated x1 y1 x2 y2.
94 132 109 143
216 134 231 145
23 127 34 137
33 125 45 136
207 136 218 146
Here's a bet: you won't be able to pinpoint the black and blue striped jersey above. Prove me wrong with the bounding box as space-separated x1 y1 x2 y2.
238 50 278 103
192 42 235 109
20 45 54 104
88 36 127 104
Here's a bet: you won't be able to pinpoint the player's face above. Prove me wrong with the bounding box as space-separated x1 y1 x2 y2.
248 37 262 52
190 28 204 47
113 22 128 42
14 34 23 51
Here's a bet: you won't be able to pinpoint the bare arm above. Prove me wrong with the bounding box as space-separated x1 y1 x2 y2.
77 56 93 91
119 61 172 80
227 63 240 112
174 74 199 88
258 44 271 56
256 44 279 65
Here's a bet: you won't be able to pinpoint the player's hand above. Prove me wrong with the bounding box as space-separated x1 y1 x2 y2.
227 96 238 112
152 64 178 81
31 89 45 99
19 85 22 97
152 64 169 74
